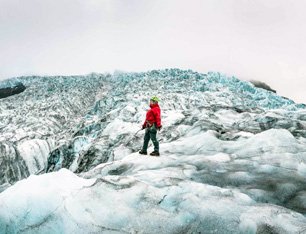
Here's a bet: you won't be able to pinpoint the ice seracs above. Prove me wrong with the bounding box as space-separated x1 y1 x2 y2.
1 69 306 233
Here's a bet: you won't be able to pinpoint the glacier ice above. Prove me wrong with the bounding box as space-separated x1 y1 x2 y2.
1 69 306 233
0 74 107 182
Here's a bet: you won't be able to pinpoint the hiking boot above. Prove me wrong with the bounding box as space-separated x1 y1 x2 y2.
150 151 160 156
139 150 147 155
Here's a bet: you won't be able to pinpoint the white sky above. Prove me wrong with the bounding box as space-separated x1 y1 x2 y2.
0 0 305 103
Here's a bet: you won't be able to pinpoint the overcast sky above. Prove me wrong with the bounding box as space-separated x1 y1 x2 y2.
0 0 305 103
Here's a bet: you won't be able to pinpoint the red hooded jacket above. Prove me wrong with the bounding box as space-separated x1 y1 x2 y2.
143 103 161 128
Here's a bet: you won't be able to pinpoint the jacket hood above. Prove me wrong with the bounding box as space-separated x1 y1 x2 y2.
149 103 159 109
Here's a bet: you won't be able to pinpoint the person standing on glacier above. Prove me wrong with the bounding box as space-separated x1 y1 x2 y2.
139 96 162 156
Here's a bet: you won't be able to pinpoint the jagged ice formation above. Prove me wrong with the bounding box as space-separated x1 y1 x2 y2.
1 69 306 233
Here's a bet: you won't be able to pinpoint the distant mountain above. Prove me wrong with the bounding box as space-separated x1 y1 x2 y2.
0 81 26 99
250 80 276 93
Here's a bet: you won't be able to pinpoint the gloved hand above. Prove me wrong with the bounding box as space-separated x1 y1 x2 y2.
157 125 162 131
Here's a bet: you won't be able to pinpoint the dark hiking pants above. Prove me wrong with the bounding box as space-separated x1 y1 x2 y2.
142 125 159 152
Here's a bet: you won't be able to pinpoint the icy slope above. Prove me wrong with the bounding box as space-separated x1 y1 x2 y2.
1 69 306 233
0 74 108 186
1 135 306 233
46 70 306 174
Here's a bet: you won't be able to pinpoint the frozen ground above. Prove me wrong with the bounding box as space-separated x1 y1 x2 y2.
1 69 306 233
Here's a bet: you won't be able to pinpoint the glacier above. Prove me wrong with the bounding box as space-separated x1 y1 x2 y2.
1 69 306 233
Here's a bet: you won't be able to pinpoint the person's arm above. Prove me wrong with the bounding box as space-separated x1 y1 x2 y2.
142 119 146 129
154 109 162 128
142 111 148 129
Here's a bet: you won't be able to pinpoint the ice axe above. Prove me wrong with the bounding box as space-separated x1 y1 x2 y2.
133 128 144 137
126 128 144 145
